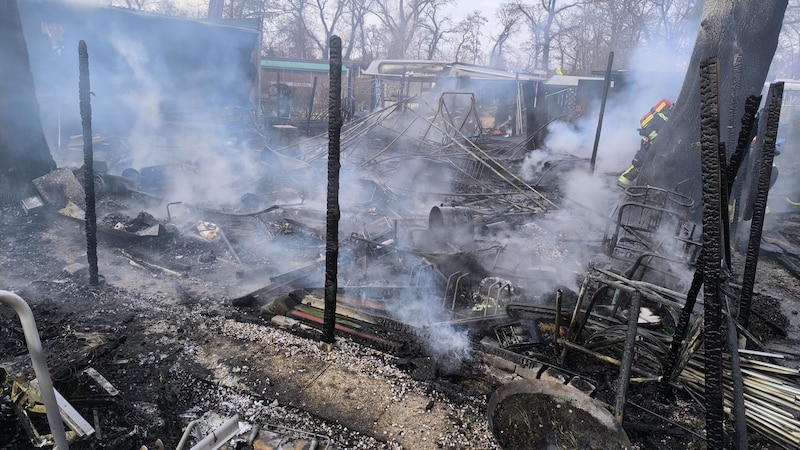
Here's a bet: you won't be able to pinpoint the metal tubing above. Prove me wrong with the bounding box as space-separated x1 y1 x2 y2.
452 273 469 310
590 51 614 174
188 415 240 450
407 100 557 210
176 420 201 450
0 290 69 450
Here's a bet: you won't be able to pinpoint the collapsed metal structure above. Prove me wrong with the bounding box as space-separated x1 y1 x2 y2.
3 37 800 447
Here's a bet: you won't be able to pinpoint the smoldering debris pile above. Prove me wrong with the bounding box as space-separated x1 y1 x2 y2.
2 93 800 450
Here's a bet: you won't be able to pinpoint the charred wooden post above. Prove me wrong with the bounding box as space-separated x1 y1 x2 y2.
323 36 343 344
79 40 99 286
738 82 783 328
728 94 762 242
660 268 702 391
698 57 725 449
724 302 748 450
661 93 761 394
614 290 641 425
590 51 613 174
719 141 732 270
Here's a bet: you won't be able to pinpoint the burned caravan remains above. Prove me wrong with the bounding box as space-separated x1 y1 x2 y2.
17 0 261 155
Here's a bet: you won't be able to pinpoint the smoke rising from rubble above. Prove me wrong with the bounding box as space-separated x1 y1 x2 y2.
19 1 262 211
17 2 700 363
513 32 696 294
387 277 472 368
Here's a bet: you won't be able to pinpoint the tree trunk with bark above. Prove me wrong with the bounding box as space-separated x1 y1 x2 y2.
0 0 56 205
637 0 787 208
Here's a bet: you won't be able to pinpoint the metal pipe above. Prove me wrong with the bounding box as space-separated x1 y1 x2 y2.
590 51 614 174
408 100 557 210
452 273 469 310
188 415 240 450
0 290 69 450
176 420 201 450
554 289 563 356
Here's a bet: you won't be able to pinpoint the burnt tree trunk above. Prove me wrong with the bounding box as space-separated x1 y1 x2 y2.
637 0 787 207
0 0 55 205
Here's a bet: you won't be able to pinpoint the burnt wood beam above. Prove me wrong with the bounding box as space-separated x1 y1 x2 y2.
324 36 343 344
698 56 725 449
738 82 783 328
79 40 99 286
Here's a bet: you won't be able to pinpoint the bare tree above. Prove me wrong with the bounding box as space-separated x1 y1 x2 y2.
305 0 347 57
362 23 388 60
773 0 800 76
417 2 452 60
516 0 581 71
452 11 488 64
489 4 523 68
372 0 444 59
342 0 375 62
275 0 317 58
112 0 179 14
224 0 274 18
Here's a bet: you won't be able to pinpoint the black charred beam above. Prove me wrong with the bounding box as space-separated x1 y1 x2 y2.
324 36 343 344
719 142 731 269
79 40 99 286
661 94 761 394
728 95 762 242
727 95 762 192
614 290 641 425
738 82 783 329
698 56 724 449
660 269 703 390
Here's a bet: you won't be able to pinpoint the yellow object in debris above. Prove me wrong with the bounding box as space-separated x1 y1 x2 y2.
194 221 221 242
618 165 636 186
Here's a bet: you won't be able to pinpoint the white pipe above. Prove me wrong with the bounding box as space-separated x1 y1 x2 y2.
0 290 69 450
188 415 240 450
175 420 201 450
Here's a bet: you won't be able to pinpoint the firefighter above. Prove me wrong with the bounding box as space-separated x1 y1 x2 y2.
618 99 673 186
